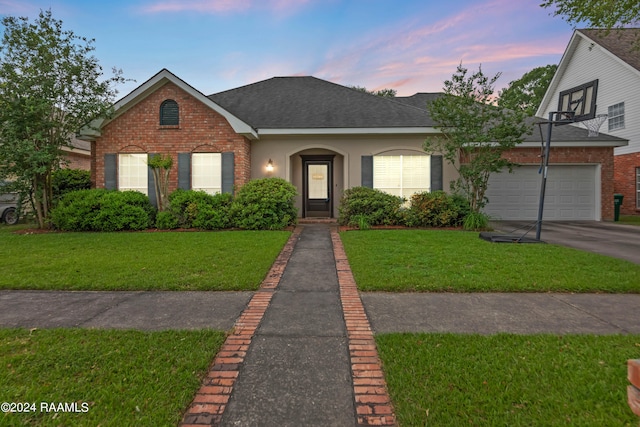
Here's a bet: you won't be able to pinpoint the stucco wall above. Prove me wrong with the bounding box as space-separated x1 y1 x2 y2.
251 134 456 217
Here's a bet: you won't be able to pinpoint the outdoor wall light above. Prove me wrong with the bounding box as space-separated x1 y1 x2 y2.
266 159 274 172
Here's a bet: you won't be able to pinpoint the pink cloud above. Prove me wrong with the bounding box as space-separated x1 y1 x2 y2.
140 0 314 15
304 0 569 95
0 0 41 15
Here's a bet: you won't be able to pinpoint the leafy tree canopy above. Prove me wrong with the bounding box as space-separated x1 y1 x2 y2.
425 64 530 214
0 9 125 227
349 85 397 98
498 64 558 116
541 0 640 28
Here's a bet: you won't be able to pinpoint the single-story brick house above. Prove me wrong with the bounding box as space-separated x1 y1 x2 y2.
80 69 626 220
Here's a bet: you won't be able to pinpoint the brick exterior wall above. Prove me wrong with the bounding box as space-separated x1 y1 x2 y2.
62 151 91 171
91 82 251 192
614 152 640 215
502 146 616 221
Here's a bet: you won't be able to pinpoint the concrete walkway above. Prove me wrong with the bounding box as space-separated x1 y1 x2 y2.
216 225 355 426
180 225 394 426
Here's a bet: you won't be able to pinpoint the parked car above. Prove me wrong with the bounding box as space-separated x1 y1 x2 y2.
0 182 19 225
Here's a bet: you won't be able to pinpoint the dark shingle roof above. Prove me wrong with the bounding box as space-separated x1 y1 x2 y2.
394 93 444 109
523 116 624 143
209 76 436 128
579 28 640 72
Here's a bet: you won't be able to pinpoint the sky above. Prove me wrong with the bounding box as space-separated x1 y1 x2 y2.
0 0 577 99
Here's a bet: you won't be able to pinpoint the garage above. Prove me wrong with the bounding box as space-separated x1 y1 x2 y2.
483 165 598 220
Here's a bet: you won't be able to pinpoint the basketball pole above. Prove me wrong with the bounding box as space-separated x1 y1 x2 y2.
535 111 554 241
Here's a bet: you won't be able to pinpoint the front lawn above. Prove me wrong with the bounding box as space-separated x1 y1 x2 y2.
0 227 290 291
0 328 225 426
340 230 640 292
377 333 640 426
619 215 640 226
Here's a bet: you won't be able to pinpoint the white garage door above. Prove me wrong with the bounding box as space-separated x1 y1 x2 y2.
483 165 597 220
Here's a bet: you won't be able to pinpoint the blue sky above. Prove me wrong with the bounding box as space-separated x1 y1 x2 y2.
0 0 575 99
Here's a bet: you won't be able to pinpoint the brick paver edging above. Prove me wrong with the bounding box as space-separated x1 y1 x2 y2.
180 227 302 427
331 228 397 427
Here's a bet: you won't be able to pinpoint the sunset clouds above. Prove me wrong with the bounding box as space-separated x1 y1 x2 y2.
139 0 317 16
0 0 573 96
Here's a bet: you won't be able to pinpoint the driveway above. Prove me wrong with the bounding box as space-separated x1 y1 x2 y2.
491 220 640 264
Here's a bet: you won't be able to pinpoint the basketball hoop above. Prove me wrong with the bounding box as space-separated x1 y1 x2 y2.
581 114 608 137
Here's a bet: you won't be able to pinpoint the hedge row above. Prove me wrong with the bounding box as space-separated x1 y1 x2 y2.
50 178 298 232
338 187 470 228
50 180 471 232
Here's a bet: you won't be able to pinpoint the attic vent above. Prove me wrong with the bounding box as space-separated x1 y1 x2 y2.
160 99 179 125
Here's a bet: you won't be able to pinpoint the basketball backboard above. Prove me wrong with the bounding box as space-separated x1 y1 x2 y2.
557 79 599 122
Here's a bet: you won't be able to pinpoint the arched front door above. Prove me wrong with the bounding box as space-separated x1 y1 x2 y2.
301 155 334 218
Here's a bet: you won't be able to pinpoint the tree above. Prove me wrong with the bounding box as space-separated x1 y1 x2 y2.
349 85 397 98
541 0 640 28
498 65 558 116
0 10 124 228
424 64 530 220
148 154 173 212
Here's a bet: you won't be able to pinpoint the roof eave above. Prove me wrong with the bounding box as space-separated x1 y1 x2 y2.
257 127 440 136
518 139 628 148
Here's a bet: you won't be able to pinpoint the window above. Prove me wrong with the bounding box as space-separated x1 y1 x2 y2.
119 153 148 195
557 80 598 121
608 102 625 131
373 155 430 199
160 99 179 126
636 167 640 209
192 153 222 195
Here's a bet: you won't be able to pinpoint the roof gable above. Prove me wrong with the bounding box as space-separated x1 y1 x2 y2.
209 76 436 129
537 28 640 116
81 69 257 140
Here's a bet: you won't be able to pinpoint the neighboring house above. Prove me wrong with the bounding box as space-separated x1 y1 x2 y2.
537 28 640 216
80 68 625 221
62 136 91 170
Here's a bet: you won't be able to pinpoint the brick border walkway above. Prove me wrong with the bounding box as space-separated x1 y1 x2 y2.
180 227 301 427
331 227 397 426
181 225 397 426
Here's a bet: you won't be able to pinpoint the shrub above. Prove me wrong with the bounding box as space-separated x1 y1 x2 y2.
338 187 405 226
50 189 156 231
230 178 297 230
162 189 233 230
155 211 179 230
52 169 91 202
405 190 465 227
463 211 490 231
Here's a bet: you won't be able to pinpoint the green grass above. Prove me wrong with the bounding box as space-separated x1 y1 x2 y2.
340 230 640 292
0 328 225 427
619 215 640 226
377 333 640 426
0 228 290 290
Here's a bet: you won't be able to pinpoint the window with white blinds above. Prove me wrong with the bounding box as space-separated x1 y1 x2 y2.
118 153 148 195
192 153 222 195
373 155 430 198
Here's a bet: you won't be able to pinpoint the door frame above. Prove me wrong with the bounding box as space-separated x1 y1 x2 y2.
301 155 334 218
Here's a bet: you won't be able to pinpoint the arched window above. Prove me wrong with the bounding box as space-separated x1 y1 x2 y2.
160 99 179 125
